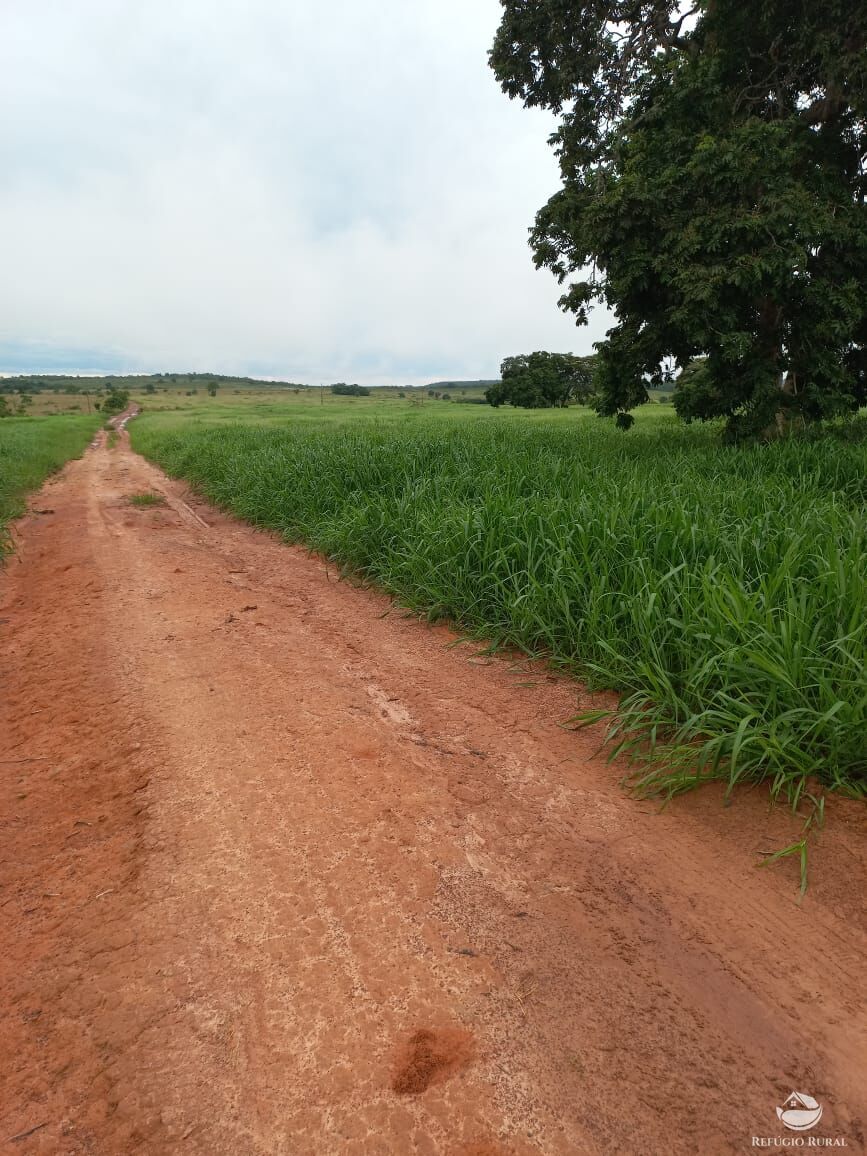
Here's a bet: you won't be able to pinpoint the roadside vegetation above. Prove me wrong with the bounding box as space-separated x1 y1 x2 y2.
132 404 867 825
0 415 100 556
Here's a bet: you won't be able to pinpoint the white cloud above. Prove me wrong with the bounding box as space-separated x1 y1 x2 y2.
0 0 610 382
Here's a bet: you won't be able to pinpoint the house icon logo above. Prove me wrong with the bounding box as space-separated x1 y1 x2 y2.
776 1091 823 1132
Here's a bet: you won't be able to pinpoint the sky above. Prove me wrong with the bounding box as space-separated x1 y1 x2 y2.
0 0 610 384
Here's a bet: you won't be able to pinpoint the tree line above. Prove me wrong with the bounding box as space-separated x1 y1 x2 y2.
0 373 310 395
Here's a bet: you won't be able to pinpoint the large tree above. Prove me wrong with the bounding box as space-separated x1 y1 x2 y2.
490 1 867 438
486 351 596 407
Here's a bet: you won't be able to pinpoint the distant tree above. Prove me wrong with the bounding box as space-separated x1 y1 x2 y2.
427 390 435 398
331 383 370 396
671 358 714 418
207 383 218 397
490 0 867 438
441 392 451 400
486 352 596 409
144 382 156 395
0 397 11 418
102 387 130 415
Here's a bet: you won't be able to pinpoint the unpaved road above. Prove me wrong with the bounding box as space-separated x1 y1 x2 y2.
1 425 865 1155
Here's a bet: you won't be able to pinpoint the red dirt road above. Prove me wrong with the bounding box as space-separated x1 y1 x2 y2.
1 428 865 1155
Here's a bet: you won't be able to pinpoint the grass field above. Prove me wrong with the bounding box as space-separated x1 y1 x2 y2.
13 379 678 417
10 383 496 417
132 398 867 824
0 415 101 556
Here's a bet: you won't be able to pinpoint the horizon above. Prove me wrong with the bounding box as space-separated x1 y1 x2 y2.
0 369 500 388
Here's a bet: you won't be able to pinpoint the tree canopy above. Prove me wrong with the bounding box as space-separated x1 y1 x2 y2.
331 383 370 396
490 1 867 438
486 351 596 408
101 387 130 415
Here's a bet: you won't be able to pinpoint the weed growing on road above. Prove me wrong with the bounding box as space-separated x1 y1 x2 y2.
127 491 166 507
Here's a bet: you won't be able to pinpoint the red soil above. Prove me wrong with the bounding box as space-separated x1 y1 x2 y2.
1 425 865 1154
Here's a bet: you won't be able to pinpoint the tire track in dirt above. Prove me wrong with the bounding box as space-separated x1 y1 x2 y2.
1 425 865 1154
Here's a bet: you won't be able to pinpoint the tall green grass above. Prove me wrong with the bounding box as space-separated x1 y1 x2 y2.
132 413 867 805
0 415 100 556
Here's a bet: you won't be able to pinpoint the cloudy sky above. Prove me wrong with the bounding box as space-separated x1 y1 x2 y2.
0 1 608 383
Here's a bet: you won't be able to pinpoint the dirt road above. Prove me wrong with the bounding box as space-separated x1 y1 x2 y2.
1 426 865 1155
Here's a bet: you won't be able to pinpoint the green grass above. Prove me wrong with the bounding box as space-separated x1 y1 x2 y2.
127 490 166 507
0 415 101 556
131 402 867 813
